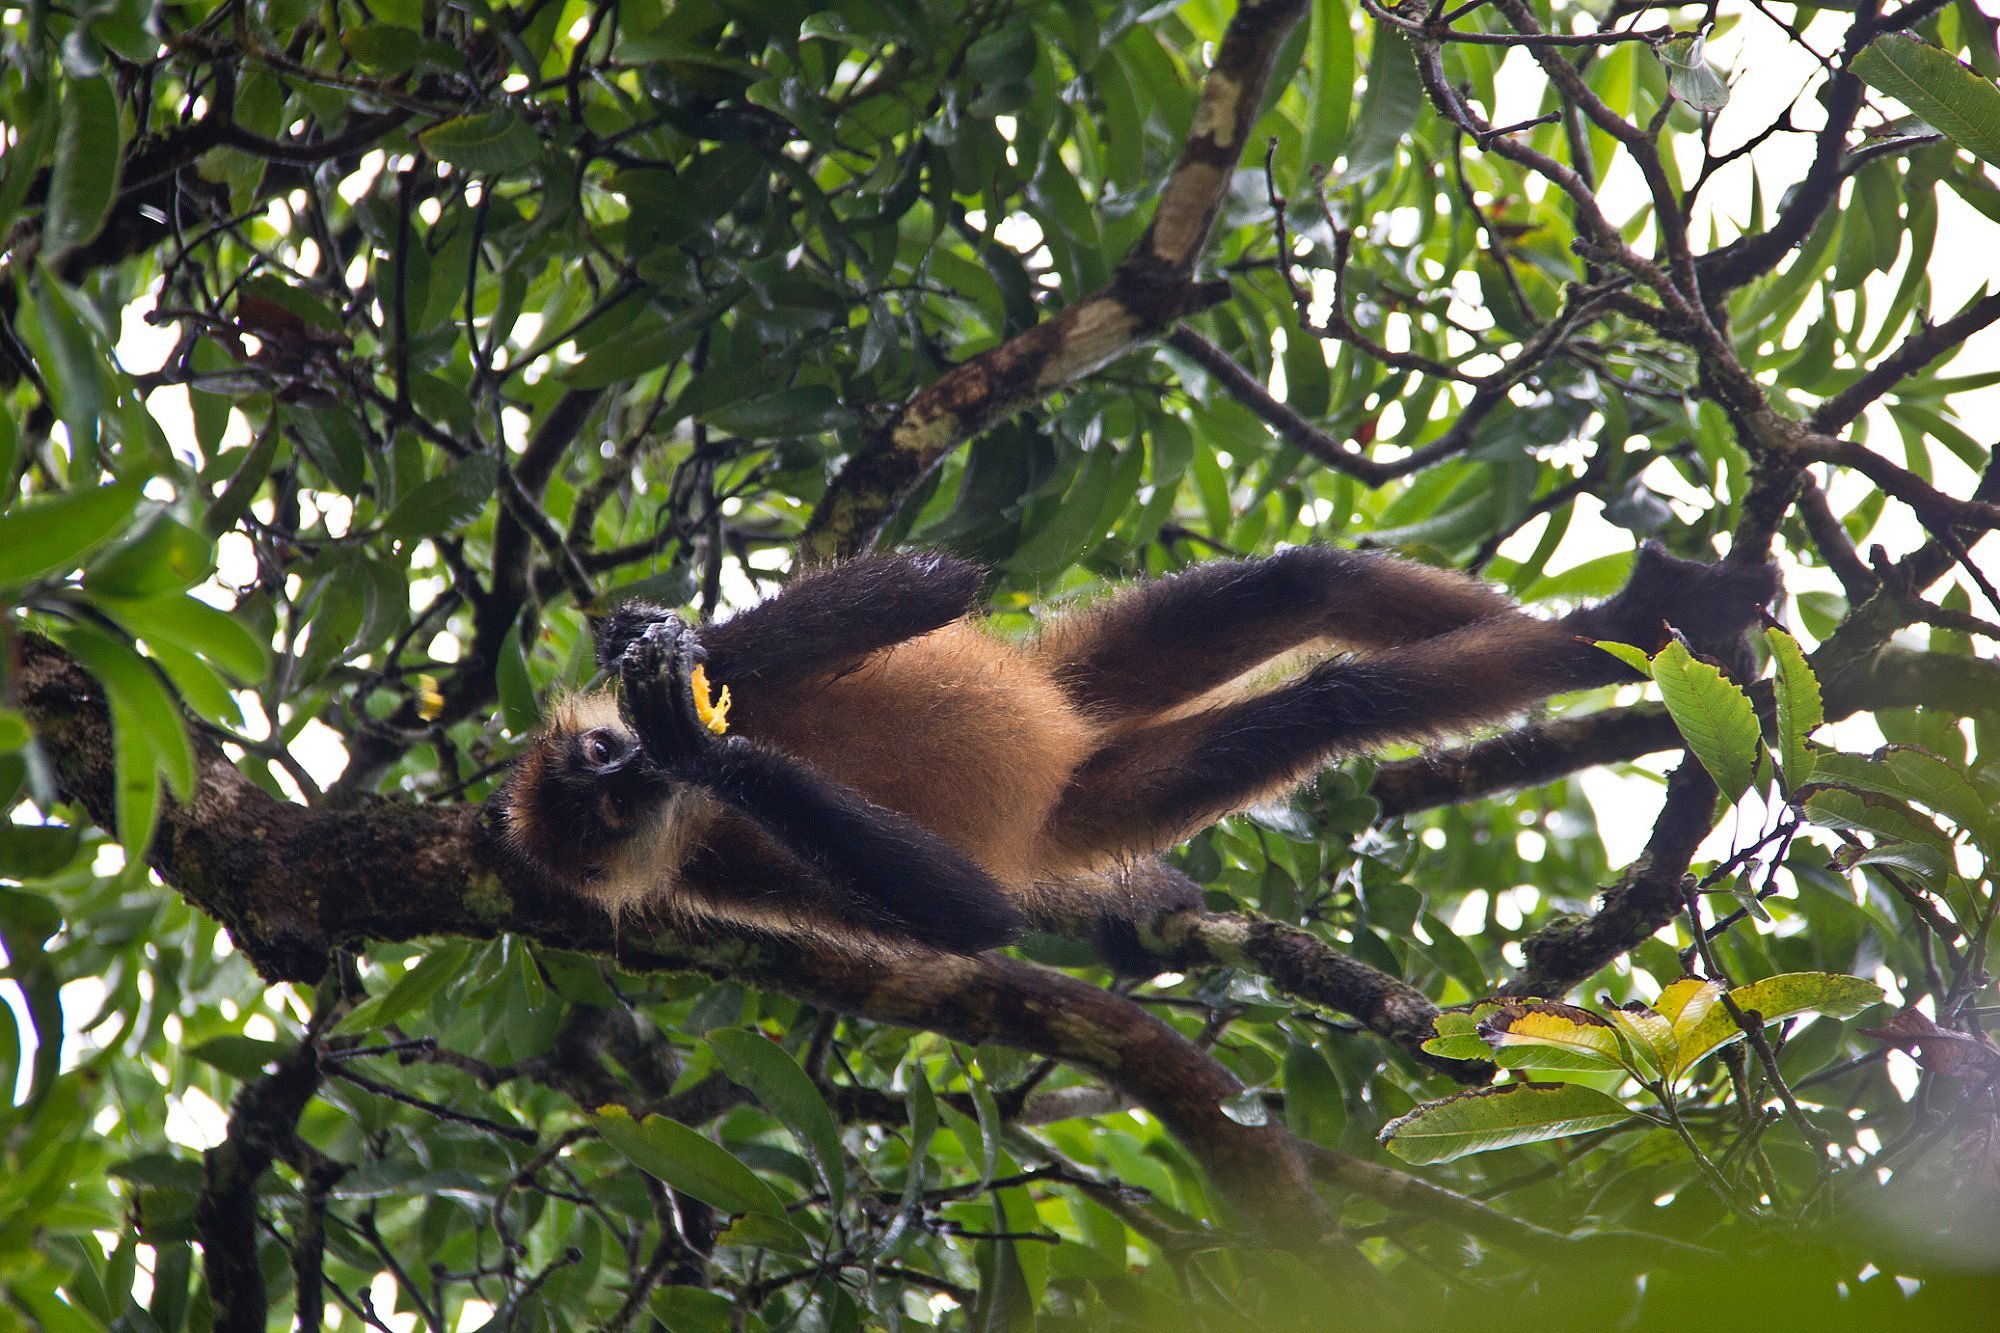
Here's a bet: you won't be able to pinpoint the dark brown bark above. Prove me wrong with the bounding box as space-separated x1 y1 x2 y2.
17 633 1349 1249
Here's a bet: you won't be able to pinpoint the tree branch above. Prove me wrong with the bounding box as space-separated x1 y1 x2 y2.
17 632 1354 1251
799 0 1310 559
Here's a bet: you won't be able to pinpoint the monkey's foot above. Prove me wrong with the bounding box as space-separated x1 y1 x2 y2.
1568 544 1780 660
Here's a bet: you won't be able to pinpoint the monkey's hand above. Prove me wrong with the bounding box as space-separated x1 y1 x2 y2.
1563 543 1780 670
595 601 683 676
617 615 722 772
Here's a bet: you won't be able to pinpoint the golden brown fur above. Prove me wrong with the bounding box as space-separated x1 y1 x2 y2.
499 545 1778 958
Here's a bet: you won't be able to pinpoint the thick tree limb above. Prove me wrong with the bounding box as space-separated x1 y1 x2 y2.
1505 757 1720 997
16 633 1346 1249
1153 909 1484 1082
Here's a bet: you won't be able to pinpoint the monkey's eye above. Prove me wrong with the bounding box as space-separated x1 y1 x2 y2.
581 729 619 767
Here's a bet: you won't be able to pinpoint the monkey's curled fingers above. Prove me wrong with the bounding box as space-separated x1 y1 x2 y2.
618 619 719 770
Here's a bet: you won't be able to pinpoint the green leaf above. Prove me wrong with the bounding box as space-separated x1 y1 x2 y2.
1379 1083 1639 1165
383 455 500 539
0 80 56 242
714 1209 816 1257
1330 29 1422 189
706 1028 845 1210
186 1036 288 1080
0 824 82 878
1765 628 1821 790
419 110 543 173
1589 639 1655 677
1852 35 2000 170
699 385 850 439
0 480 144 587
1842 840 1951 887
589 1106 786 1218
873 1067 938 1252
101 593 269 684
496 622 537 734
1652 639 1761 802
140 637 241 728
1300 0 1354 175
287 404 368 493
84 516 215 598
45 75 122 255
338 943 473 1034
1877 745 2000 852
203 424 282 538
1671 973 1883 1078
1803 785 1955 856
59 625 197 861
1006 443 1127 579
558 291 741 389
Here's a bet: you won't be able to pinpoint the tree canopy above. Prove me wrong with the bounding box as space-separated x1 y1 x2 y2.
3 0 2000 1328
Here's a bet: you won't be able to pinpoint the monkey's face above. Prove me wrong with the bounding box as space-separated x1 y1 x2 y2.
564 725 650 838
502 711 669 889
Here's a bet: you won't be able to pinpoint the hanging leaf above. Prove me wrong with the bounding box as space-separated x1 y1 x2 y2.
44 74 123 255
1328 30 1422 189
706 1029 846 1211
1652 640 1761 803
1765 628 1822 790
1657 31 1730 114
58 625 197 866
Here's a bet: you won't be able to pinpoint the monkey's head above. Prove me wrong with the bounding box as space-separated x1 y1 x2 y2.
499 693 667 891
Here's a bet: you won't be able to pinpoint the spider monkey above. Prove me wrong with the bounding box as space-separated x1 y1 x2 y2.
498 545 1777 960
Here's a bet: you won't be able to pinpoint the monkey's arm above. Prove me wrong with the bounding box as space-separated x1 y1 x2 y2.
619 621 1022 953
618 552 986 691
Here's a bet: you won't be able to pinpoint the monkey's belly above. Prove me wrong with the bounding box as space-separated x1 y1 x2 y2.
726 623 1094 887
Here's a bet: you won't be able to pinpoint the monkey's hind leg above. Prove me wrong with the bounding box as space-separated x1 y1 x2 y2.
1035 548 1527 724
1041 613 1650 861
1044 546 1779 860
